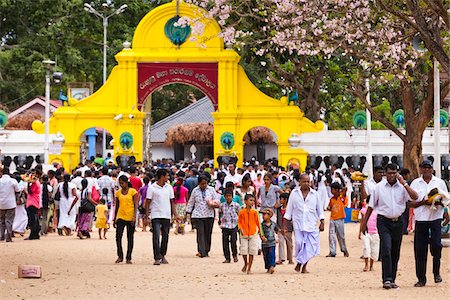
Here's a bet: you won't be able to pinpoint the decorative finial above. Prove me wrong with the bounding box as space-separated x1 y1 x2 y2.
123 41 131 49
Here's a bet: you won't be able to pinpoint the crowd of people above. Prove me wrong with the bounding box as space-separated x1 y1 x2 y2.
0 156 449 289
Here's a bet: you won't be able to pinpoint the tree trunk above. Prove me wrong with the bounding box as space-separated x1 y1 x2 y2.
402 127 424 178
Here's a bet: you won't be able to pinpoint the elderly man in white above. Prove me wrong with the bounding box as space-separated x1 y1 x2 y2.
409 160 448 287
0 167 21 242
284 173 324 274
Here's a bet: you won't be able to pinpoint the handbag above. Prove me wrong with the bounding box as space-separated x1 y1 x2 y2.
80 190 95 213
54 184 61 202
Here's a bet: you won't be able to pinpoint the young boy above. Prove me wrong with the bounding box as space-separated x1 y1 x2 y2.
359 196 379 271
238 194 263 274
276 193 293 264
261 208 277 274
219 190 241 263
95 198 109 239
326 182 349 257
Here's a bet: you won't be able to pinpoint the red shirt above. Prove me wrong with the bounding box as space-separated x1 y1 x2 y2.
26 181 41 209
129 177 143 192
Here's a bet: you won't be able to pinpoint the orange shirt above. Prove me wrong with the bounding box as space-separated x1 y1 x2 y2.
238 208 261 237
328 195 348 220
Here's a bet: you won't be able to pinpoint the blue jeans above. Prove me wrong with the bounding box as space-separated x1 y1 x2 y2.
262 246 276 270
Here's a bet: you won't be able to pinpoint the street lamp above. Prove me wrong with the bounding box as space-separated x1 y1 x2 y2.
43 59 56 165
84 2 128 157
413 34 441 177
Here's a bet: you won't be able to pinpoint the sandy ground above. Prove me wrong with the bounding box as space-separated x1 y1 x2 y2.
1 212 449 300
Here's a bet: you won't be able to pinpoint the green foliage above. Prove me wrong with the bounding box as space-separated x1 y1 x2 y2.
151 84 204 124
0 0 170 110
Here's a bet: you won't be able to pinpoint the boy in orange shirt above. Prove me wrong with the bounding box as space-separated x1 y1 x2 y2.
238 194 263 274
326 182 349 257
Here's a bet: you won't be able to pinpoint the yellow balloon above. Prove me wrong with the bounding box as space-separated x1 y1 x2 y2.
31 120 45 134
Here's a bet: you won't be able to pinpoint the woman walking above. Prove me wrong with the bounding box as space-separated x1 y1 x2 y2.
173 171 188 235
114 175 138 264
25 169 41 240
70 179 96 239
59 174 78 236
186 175 218 258
236 174 255 203
258 173 282 221
39 175 53 236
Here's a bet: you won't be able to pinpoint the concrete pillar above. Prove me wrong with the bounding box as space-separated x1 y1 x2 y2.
85 128 97 160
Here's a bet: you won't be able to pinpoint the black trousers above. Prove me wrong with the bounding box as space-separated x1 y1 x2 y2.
26 206 40 239
116 219 135 260
414 220 442 283
377 215 403 283
222 227 238 260
192 218 214 257
151 218 171 260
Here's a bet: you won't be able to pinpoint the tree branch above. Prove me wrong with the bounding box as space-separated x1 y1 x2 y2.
352 81 406 142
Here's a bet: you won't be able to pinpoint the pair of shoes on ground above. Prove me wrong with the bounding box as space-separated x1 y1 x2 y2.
414 275 443 287
383 281 399 289
154 257 169 265
115 258 132 264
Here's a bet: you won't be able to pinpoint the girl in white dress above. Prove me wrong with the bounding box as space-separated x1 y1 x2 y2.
57 174 78 235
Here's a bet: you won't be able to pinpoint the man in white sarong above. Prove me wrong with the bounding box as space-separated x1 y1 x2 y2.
284 173 324 273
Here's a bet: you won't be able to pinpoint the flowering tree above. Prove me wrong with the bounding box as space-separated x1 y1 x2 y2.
184 0 449 176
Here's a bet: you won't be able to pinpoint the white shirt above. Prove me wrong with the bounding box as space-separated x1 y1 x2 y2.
284 188 324 232
0 174 21 209
71 176 83 190
370 179 409 219
78 166 90 177
224 173 243 186
243 170 257 181
85 177 99 192
97 175 115 200
146 182 174 219
364 178 378 197
410 175 448 221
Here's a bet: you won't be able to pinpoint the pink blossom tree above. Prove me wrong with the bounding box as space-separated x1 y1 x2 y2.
184 0 449 176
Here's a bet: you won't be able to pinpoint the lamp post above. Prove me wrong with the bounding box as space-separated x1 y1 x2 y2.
43 59 56 165
84 2 128 157
433 58 441 178
365 78 373 178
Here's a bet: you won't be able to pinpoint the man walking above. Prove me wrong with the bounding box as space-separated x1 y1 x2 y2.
284 173 324 273
0 167 21 242
145 169 176 265
409 160 448 287
361 164 418 289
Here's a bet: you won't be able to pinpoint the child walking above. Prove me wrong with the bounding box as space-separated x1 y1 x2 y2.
326 182 349 257
219 190 241 263
359 196 379 271
96 198 109 239
276 193 294 264
261 208 277 274
238 194 263 274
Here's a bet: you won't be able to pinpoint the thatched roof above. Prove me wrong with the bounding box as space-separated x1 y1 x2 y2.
164 123 276 146
165 122 214 146
243 126 276 144
5 111 44 130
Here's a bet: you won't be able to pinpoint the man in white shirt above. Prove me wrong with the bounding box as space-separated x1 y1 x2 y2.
361 166 385 200
145 168 176 265
361 164 418 290
0 167 21 242
224 163 242 187
409 160 448 287
284 173 324 274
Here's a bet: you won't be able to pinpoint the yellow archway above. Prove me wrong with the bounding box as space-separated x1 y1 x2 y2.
33 0 323 171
